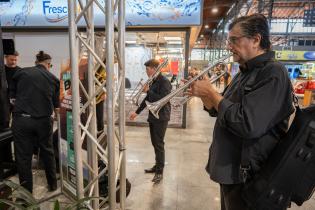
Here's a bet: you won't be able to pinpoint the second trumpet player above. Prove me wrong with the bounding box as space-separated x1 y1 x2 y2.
129 59 172 184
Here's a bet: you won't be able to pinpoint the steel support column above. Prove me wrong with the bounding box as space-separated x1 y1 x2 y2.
118 0 127 208
68 0 84 199
105 0 116 207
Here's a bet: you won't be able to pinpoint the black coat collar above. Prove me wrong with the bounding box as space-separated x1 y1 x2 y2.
240 51 275 73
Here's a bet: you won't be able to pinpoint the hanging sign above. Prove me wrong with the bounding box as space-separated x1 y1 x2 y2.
275 51 315 61
0 0 201 27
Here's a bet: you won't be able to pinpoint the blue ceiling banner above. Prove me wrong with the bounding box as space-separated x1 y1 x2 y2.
0 0 202 27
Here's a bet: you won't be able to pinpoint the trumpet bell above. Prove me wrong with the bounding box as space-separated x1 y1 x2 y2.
145 53 231 116
145 100 160 119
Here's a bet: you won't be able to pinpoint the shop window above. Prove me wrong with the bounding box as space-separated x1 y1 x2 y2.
298 40 305 46
289 40 298 46
305 40 312 46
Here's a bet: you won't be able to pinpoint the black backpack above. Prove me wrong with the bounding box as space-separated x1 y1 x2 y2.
242 105 315 210
98 161 131 203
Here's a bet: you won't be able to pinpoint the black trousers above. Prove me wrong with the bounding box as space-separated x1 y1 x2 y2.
12 115 57 193
149 121 168 173
220 184 249 210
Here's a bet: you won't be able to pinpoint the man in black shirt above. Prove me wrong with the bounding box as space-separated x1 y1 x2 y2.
187 14 294 210
0 51 21 168
10 51 59 193
4 51 21 120
129 59 172 184
5 51 21 90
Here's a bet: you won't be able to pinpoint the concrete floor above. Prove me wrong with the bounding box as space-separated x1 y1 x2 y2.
13 97 315 209
124 97 218 210
124 97 315 210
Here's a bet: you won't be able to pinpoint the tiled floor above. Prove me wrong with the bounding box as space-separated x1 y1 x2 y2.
15 97 315 209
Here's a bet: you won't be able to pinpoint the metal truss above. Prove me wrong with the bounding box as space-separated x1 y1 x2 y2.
67 0 126 209
205 0 248 54
206 0 314 51
247 0 275 22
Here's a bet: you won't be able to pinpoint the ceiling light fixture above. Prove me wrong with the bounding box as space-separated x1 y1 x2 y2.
212 0 218 14
205 24 209 29
212 7 218 14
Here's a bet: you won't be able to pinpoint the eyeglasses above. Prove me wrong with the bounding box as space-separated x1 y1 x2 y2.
226 35 247 45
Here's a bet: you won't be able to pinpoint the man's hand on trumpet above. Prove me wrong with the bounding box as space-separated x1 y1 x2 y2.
142 84 149 93
186 76 213 98
184 76 223 111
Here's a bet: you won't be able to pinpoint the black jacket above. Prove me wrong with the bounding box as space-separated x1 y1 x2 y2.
136 74 172 122
10 64 60 118
5 65 21 90
205 51 294 184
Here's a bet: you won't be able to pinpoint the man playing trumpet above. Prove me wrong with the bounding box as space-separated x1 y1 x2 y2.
187 14 294 210
129 59 172 184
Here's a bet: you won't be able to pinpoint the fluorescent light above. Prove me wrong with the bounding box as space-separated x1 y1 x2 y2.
164 37 181 41
167 41 182 44
168 49 182 53
126 40 137 44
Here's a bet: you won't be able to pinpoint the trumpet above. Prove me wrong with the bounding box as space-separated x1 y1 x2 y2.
127 78 144 103
129 58 169 106
146 54 231 119
174 63 229 107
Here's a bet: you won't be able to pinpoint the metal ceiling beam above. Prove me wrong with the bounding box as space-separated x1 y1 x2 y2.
204 3 233 9
214 0 248 34
271 32 315 36
203 18 223 23
272 5 306 8
274 0 315 3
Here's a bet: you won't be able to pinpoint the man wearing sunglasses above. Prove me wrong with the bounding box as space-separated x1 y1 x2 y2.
187 14 294 210
10 50 59 193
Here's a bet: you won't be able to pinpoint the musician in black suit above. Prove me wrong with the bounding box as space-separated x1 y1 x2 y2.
10 51 59 193
129 59 172 184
